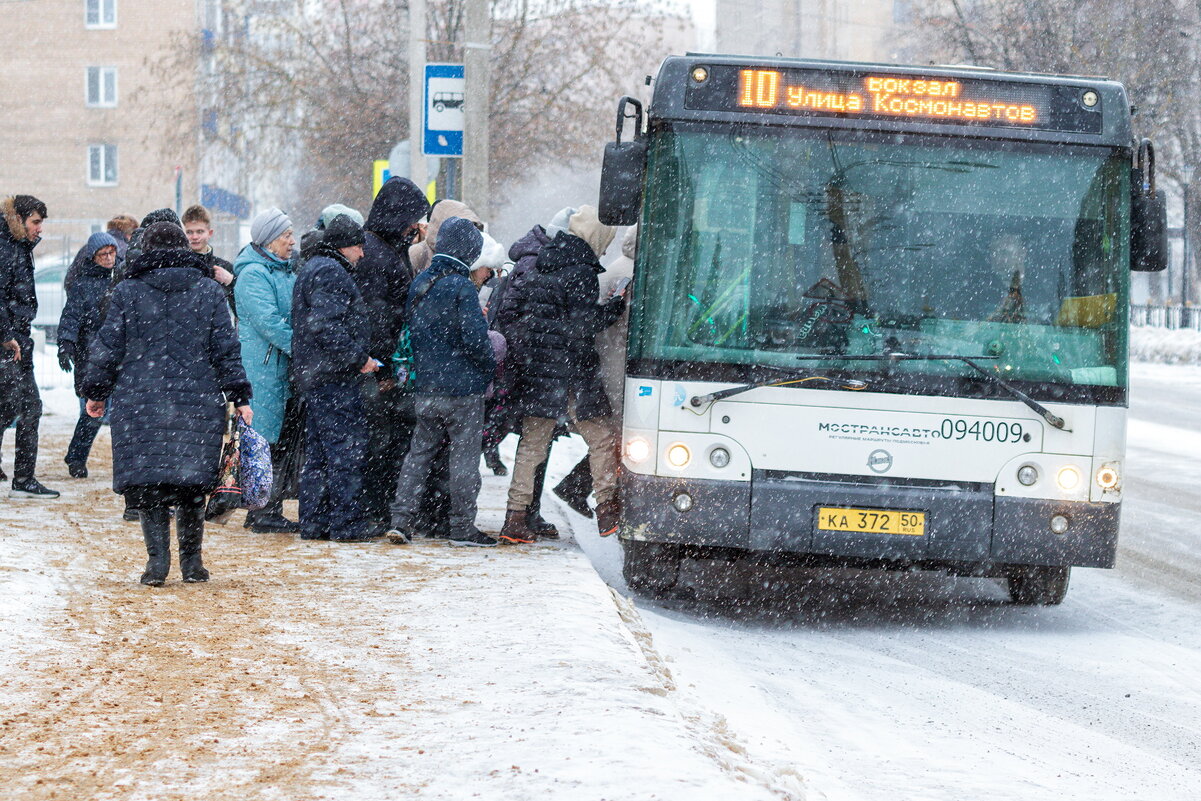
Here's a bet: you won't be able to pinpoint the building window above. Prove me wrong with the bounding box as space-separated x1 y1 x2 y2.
85 0 117 29
87 145 118 186
85 67 118 107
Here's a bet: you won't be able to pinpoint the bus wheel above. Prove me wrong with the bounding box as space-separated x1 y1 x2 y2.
435 102 445 113
622 540 681 597
1005 565 1070 606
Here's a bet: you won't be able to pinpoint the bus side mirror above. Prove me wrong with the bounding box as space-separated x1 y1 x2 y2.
1131 139 1168 272
599 96 647 226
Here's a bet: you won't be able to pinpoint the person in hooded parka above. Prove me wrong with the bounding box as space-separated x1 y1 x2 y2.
82 222 253 586
57 231 120 477
354 177 431 535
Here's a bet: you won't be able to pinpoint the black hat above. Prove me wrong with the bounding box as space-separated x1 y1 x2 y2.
324 214 366 249
143 221 188 251
140 208 181 229
435 217 483 266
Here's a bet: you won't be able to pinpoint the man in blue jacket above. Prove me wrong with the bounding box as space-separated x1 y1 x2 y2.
387 217 497 547
291 215 380 542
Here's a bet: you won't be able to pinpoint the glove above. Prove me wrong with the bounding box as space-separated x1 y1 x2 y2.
57 343 75 372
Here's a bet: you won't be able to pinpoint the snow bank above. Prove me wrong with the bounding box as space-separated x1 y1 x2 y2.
1130 326 1201 365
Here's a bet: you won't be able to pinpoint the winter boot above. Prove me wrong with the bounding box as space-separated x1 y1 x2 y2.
176 503 210 583
499 509 537 544
244 500 300 533
526 511 560 540
483 445 507 476
553 456 594 518
595 499 621 538
139 508 172 586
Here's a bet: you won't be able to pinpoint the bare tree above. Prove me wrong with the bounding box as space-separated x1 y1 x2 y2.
913 0 1199 302
148 0 681 223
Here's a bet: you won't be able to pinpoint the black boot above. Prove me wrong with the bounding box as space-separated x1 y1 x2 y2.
139 508 171 586
526 511 560 540
244 499 300 533
177 503 210 583
553 456 594 518
483 445 507 476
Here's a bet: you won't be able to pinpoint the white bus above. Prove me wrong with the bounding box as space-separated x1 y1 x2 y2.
599 55 1167 604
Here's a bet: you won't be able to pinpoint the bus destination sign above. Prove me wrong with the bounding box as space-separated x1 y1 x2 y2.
685 65 1102 133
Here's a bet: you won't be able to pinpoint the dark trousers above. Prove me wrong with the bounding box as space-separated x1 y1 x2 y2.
390 395 483 536
66 397 104 467
4 359 42 480
299 382 368 540
361 382 417 525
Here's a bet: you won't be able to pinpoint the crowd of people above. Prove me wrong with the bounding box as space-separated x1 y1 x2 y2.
0 180 634 586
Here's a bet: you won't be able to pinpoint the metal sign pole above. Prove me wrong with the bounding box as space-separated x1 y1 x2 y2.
463 0 491 219
408 0 427 194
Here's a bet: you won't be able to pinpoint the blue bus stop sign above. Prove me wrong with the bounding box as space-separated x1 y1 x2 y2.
423 63 465 157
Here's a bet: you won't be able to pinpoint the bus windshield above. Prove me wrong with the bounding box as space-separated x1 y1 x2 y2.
630 125 1130 389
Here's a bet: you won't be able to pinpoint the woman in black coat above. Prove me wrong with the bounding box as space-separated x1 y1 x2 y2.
58 231 120 476
82 223 253 586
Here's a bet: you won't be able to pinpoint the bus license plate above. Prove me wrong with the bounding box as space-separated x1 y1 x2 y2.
817 507 926 536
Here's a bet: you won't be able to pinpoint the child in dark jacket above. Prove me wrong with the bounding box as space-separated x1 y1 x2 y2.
58 231 119 476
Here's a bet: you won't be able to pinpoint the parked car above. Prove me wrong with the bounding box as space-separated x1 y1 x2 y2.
33 262 68 344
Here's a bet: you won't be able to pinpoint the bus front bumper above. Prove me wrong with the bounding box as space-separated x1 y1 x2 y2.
619 472 1118 569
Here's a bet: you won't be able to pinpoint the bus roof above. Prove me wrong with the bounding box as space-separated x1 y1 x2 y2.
651 54 1133 148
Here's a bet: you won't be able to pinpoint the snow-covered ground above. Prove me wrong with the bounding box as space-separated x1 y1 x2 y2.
4 341 1201 800
559 361 1201 801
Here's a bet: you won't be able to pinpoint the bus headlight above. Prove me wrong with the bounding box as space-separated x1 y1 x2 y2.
1017 465 1039 486
1096 465 1120 490
625 437 651 464
709 447 731 468
1056 466 1081 491
666 443 692 469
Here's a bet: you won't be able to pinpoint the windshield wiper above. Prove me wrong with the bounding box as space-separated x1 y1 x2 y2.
689 373 868 409
793 353 1068 430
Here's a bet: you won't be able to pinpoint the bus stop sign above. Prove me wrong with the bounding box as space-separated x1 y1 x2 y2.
423 63 464 157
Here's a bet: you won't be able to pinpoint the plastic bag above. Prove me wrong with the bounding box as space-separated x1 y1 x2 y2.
237 418 274 511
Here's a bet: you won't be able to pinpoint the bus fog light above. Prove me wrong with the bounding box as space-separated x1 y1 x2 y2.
691 66 709 83
672 493 694 513
1050 514 1070 535
1096 465 1120 490
667 443 691 468
709 447 731 468
625 437 651 464
1056 466 1081 491
1017 465 1039 486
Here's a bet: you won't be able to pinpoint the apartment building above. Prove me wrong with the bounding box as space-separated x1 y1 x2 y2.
0 0 212 262
715 0 909 64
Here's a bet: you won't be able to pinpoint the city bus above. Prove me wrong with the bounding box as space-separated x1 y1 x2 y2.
598 54 1166 605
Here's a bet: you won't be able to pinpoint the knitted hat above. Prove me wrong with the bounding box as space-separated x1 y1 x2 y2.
140 208 181 229
85 231 119 260
319 203 364 230
143 221 189 251
545 206 577 239
250 207 292 247
323 214 366 249
568 205 617 258
435 217 483 266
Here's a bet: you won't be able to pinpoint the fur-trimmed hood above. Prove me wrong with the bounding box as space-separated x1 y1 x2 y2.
2 197 29 242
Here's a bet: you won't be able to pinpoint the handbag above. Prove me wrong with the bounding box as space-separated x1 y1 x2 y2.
205 424 243 522
237 418 274 511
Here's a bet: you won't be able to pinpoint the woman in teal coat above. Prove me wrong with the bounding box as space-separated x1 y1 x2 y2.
234 207 298 532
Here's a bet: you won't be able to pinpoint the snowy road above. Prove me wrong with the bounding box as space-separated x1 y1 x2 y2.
570 362 1201 801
